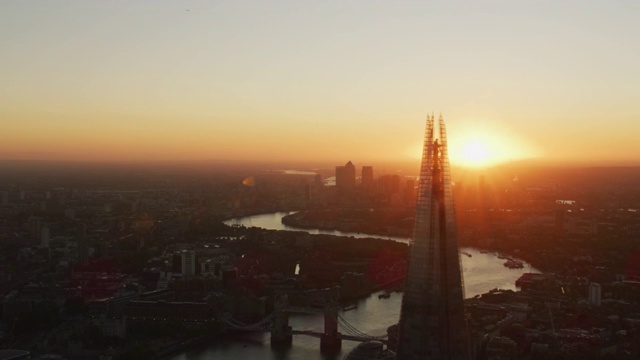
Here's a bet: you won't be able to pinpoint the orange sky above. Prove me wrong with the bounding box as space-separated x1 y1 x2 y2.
2 2 639 167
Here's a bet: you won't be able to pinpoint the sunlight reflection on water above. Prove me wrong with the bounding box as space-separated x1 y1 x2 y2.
174 213 538 360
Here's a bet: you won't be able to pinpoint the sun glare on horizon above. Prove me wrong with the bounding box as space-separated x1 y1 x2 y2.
450 130 537 168
407 126 538 168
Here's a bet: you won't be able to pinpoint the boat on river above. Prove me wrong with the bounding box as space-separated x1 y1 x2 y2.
504 259 524 269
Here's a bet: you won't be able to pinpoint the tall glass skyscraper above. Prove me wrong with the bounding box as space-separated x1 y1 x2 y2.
396 115 469 360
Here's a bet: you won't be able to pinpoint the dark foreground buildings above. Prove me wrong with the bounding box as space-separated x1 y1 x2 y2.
396 115 469 359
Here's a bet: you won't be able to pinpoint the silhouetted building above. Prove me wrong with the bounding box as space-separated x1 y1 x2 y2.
87 291 139 318
345 341 391 359
28 216 41 242
404 178 416 203
515 272 552 291
40 226 49 248
485 336 518 359
390 175 400 195
182 251 196 278
396 115 469 360
555 207 566 237
124 300 214 322
362 166 374 189
172 254 182 273
336 161 356 191
589 283 602 306
77 223 89 264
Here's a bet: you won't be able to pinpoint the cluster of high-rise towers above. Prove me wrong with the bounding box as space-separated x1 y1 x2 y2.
395 115 469 359
335 161 374 191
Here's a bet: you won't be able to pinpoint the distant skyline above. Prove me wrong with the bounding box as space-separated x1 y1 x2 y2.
2 1 639 166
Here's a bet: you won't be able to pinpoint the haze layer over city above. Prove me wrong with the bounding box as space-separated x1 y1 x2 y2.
2 1 640 360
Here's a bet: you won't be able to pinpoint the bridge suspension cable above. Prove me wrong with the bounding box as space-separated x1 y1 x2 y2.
221 309 388 342
222 312 276 331
336 314 387 340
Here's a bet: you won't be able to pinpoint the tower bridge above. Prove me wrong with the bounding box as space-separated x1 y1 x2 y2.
221 289 387 353
222 305 388 351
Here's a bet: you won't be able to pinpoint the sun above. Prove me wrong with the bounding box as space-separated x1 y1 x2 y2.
460 140 491 167
449 130 536 168
406 124 538 168
407 137 501 167
450 134 508 168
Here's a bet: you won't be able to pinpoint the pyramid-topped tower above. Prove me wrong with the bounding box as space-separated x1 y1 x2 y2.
395 115 469 360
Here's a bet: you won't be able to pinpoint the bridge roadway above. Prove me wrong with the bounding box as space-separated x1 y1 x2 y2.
285 306 325 314
222 305 389 344
223 326 388 344
223 321 388 344
290 330 388 344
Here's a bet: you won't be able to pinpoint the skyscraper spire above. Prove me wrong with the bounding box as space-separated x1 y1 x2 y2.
396 114 469 360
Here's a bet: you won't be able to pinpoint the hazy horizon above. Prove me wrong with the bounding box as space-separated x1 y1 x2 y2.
2 1 639 166
2 157 639 177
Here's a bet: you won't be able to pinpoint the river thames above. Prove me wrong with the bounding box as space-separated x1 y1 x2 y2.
170 212 536 360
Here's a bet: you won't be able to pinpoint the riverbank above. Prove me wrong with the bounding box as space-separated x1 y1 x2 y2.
226 212 537 295
223 210 542 278
155 335 214 360
281 209 413 238
171 212 540 360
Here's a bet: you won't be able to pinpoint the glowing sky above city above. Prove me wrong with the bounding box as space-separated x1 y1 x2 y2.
2 1 639 166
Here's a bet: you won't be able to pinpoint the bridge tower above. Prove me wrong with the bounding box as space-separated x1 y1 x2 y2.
270 293 292 348
320 288 342 353
320 303 342 352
